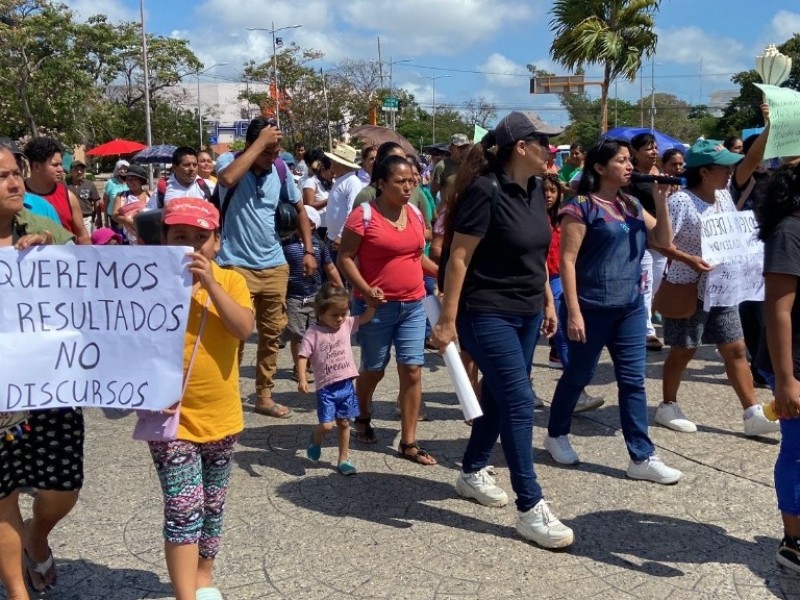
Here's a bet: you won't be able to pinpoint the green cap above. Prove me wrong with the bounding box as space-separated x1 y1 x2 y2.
685 139 744 168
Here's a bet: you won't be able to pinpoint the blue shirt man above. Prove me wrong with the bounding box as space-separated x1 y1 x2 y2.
215 117 317 418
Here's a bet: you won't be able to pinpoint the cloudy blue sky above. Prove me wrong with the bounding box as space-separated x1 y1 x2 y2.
65 0 800 127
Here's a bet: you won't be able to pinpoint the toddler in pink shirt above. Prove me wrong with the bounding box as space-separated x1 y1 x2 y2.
298 283 376 475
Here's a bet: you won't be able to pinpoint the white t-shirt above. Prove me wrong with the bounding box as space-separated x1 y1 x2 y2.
326 169 370 241
302 175 329 227
666 186 737 299
145 174 208 210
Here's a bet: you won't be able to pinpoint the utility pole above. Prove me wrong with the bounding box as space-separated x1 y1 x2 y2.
420 75 450 144
139 0 153 187
321 69 332 150
639 65 644 127
650 61 656 130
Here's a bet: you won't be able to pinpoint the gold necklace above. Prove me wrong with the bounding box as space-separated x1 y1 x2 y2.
377 201 407 230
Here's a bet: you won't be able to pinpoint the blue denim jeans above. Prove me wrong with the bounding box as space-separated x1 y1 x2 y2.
548 296 655 462
458 310 544 512
533 275 569 362
352 299 426 371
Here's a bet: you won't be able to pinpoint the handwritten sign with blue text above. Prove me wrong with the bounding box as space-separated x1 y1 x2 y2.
0 245 192 412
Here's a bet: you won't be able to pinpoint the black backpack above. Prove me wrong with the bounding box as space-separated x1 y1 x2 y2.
213 156 296 237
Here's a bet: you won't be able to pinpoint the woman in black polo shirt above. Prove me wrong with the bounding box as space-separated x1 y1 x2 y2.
432 112 572 549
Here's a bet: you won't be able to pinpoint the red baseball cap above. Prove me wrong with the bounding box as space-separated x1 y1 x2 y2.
162 197 219 230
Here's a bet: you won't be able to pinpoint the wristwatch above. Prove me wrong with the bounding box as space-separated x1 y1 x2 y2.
304 250 315 256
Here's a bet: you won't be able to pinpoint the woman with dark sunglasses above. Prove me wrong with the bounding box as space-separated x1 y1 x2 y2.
433 112 571 549
545 139 683 485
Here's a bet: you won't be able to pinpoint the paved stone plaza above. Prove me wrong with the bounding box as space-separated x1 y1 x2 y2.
7 336 800 599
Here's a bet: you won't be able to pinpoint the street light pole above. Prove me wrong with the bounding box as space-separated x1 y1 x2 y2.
246 23 302 129
420 75 450 144
195 63 228 149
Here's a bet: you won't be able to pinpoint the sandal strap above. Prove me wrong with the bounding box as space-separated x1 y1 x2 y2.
399 441 419 452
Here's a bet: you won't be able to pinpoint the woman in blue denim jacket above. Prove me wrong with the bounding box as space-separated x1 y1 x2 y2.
545 139 683 485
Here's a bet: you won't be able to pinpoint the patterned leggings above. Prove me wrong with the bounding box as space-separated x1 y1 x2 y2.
148 435 237 559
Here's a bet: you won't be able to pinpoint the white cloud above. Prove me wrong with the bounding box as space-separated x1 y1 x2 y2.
65 0 137 22
477 53 527 87
770 10 800 42
341 0 539 56
656 27 747 83
193 0 331 31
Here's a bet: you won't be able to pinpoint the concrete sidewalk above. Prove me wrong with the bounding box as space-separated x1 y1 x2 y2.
6 338 800 600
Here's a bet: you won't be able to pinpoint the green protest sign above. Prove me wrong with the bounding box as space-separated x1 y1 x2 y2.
755 83 800 159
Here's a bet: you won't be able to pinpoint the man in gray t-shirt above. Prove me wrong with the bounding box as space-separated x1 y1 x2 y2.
68 160 100 232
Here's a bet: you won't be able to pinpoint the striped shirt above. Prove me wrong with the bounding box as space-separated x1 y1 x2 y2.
282 236 332 299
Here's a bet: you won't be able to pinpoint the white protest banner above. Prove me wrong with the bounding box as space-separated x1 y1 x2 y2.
0 245 192 412
700 210 764 310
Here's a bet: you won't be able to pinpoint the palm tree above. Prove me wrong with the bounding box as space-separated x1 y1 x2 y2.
549 0 661 133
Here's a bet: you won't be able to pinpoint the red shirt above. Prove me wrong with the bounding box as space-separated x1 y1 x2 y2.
35 183 75 234
345 202 425 302
546 221 561 277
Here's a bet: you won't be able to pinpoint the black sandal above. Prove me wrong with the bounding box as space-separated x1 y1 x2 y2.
354 417 377 444
398 441 437 465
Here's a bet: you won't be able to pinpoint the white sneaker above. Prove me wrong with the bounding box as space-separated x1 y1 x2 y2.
516 499 574 549
626 454 682 485
574 391 604 413
455 468 509 507
544 435 579 465
743 405 781 436
654 402 697 433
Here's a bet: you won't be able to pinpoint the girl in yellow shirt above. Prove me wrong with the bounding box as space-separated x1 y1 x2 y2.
149 197 254 600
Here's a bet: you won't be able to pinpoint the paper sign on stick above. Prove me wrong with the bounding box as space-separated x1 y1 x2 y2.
0 245 192 412
754 83 800 159
422 296 483 421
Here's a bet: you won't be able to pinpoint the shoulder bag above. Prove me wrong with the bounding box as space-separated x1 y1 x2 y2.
132 297 209 442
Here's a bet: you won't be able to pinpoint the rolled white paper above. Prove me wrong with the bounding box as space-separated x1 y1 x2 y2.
422 296 483 421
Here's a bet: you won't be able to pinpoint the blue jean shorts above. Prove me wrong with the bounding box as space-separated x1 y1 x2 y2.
317 378 360 423
351 298 426 371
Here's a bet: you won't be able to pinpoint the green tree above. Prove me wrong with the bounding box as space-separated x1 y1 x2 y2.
0 0 91 141
549 0 661 133
0 0 204 148
239 43 344 147
555 91 712 147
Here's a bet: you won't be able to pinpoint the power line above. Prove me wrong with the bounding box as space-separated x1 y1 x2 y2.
394 62 738 81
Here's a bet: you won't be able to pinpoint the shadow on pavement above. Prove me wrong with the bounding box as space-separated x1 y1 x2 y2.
1 559 172 600
567 510 783 596
273 472 516 539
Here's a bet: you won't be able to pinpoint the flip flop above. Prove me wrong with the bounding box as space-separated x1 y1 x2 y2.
253 403 292 418
24 547 56 592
